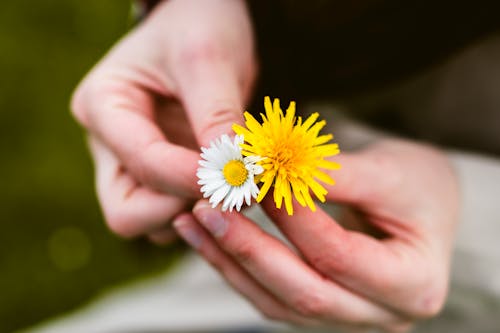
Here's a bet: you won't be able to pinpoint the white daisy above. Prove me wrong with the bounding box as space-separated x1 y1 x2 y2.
197 134 264 212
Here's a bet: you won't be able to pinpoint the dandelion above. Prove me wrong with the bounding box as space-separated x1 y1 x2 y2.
233 97 340 215
197 134 264 212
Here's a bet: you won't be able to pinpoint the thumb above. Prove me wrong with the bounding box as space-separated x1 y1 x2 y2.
325 149 399 206
176 58 245 148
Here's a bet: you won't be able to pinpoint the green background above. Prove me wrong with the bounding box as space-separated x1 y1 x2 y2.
0 1 181 332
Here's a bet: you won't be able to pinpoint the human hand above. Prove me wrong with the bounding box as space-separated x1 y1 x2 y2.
174 139 459 332
71 0 255 243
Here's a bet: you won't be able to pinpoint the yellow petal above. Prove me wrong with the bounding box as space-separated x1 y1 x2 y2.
318 159 342 170
301 113 319 130
290 179 306 207
301 186 316 212
232 124 254 141
308 179 327 202
314 134 333 145
244 112 263 135
256 171 275 202
264 96 273 116
313 169 335 185
282 180 294 215
316 144 340 156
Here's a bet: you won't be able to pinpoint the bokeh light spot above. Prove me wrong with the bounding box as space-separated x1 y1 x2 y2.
47 227 91 272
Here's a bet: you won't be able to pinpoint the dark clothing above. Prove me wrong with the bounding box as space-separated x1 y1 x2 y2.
248 1 500 156
248 0 500 100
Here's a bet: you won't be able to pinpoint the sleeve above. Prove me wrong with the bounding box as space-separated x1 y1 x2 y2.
133 0 162 20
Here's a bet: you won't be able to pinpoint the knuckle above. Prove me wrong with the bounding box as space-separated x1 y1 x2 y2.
414 288 447 319
180 37 228 66
260 309 283 322
383 322 414 333
104 207 139 238
85 80 121 110
198 104 241 144
70 79 110 127
70 83 90 127
291 290 328 318
309 235 351 276
409 274 448 319
203 245 231 277
207 253 226 275
130 140 165 189
369 154 403 192
310 252 349 277
231 241 257 266
73 77 136 124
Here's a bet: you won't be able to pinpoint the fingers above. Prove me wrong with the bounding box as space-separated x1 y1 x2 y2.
147 227 177 246
173 45 247 148
173 213 316 327
261 197 445 319
89 137 190 238
324 152 399 207
189 200 404 327
73 78 201 198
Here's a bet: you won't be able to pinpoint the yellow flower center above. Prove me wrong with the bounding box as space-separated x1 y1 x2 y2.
271 143 297 169
223 160 248 186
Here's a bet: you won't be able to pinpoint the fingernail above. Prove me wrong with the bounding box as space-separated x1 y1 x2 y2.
173 217 202 249
193 201 228 238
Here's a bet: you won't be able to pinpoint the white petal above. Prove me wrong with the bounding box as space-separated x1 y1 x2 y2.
198 160 219 169
198 175 225 186
236 190 244 211
201 178 226 197
197 133 255 212
244 155 263 164
222 142 237 162
197 168 222 180
254 165 264 174
246 164 264 175
209 184 231 207
243 183 252 205
221 187 234 211
250 181 260 198
229 188 241 212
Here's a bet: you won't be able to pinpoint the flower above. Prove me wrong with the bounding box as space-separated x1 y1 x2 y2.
197 134 264 212
233 96 340 215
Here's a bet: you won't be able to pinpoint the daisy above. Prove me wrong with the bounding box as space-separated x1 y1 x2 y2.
233 96 341 215
197 134 264 212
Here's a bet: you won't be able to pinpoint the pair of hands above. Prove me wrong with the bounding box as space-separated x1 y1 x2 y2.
71 0 459 332
175 140 458 332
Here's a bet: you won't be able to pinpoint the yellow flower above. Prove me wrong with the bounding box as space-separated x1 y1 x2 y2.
233 96 341 215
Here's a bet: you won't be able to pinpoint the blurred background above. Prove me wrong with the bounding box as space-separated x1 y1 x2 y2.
0 1 182 332
2 1 500 332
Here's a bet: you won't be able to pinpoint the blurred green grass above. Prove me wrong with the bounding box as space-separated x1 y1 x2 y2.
0 1 182 332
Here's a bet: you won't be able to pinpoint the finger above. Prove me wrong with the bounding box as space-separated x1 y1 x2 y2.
172 213 316 327
89 136 190 238
174 50 246 147
325 146 418 215
148 227 177 246
324 152 393 206
385 322 414 333
262 198 438 319
80 78 200 198
192 200 404 326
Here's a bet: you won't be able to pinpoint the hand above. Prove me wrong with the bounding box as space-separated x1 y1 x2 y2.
174 139 459 332
71 0 256 243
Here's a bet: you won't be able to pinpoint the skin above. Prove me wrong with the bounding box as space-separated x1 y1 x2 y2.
72 0 256 241
72 0 460 331
175 139 459 332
